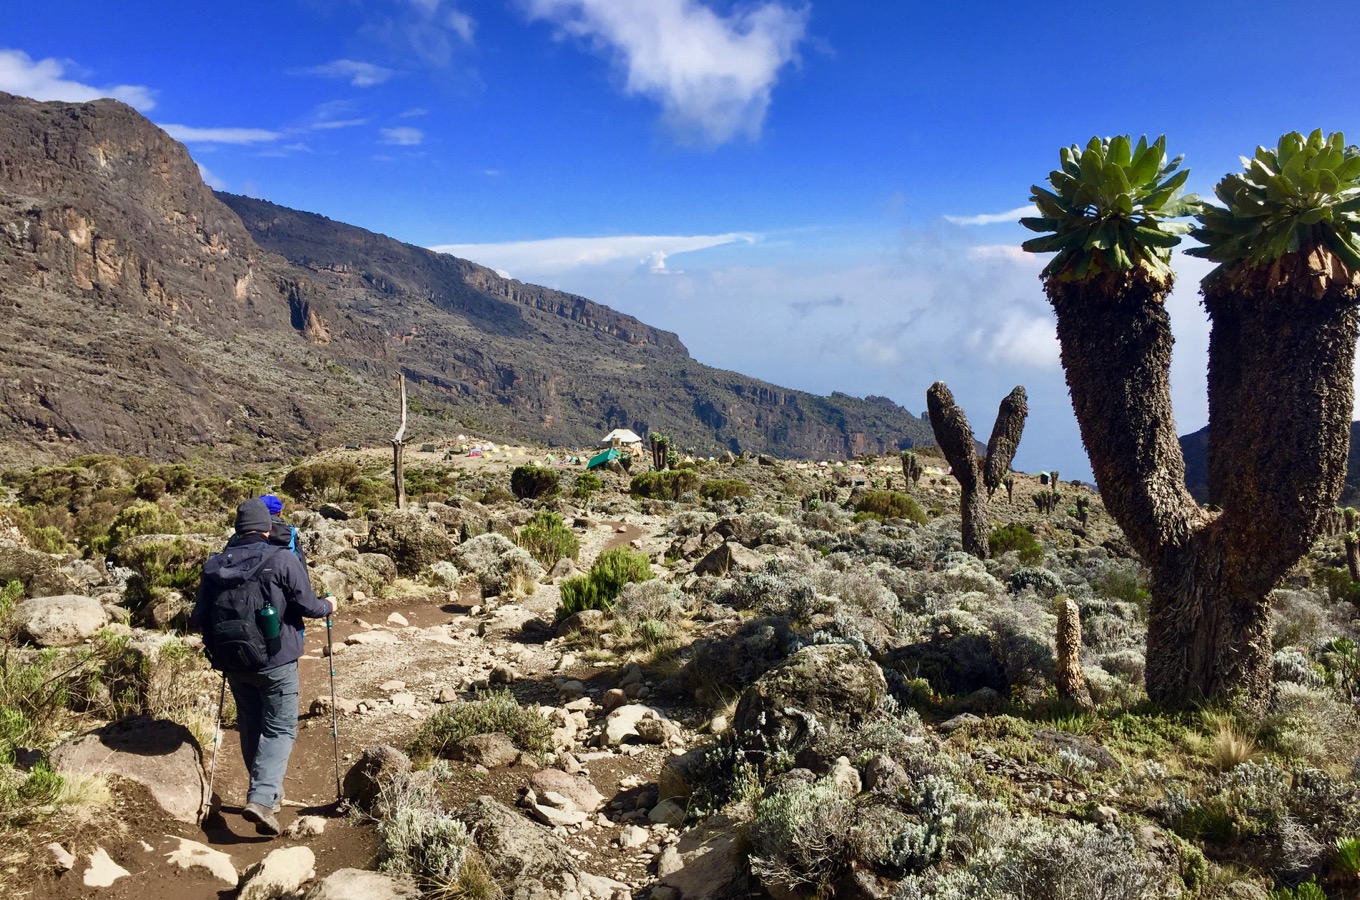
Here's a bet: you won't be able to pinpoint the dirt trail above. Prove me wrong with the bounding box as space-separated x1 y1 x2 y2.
25 516 672 900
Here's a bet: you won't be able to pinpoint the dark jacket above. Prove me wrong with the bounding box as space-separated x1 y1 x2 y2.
267 517 308 568
190 533 330 670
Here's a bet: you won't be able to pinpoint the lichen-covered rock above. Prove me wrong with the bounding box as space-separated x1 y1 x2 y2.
361 509 455 576
0 539 78 597
16 594 108 646
731 644 890 762
455 795 585 898
50 716 206 823
342 745 411 811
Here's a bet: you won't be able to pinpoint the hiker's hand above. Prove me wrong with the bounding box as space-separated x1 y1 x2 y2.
323 593 338 614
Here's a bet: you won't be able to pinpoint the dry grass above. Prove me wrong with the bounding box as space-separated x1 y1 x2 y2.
1201 711 1260 771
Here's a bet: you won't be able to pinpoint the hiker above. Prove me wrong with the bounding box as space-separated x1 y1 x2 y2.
259 493 308 567
190 498 336 836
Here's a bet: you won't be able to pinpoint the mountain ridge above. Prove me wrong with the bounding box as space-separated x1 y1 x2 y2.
0 92 934 463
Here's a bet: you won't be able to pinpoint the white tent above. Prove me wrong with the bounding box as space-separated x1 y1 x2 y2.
601 428 643 447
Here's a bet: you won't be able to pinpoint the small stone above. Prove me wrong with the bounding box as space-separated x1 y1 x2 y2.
379 680 407 693
389 692 417 708
387 612 409 627
618 825 649 849
237 847 316 900
648 799 686 828
284 815 328 837
829 756 862 797
436 687 459 703
558 679 586 699
655 846 683 878
939 713 982 734
709 715 728 734
47 842 75 873
490 664 517 684
602 688 628 712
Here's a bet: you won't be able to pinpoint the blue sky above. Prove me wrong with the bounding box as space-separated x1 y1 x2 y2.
5 1 1358 477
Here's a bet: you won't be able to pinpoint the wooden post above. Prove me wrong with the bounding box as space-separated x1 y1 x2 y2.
392 374 408 510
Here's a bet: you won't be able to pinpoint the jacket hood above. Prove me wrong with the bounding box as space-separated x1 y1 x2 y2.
202 541 274 584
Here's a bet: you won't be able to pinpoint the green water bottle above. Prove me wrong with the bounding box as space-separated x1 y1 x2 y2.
258 602 282 657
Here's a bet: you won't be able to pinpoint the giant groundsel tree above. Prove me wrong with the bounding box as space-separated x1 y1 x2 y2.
1023 132 1360 710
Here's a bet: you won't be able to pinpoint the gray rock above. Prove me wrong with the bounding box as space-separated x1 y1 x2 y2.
456 796 585 898
555 608 606 637
939 713 982 734
362 509 455 576
426 560 461 588
15 594 107 647
0 540 78 598
529 768 604 812
648 798 686 828
302 868 420 900
285 815 328 837
343 745 411 811
50 717 206 823
658 816 749 900
619 824 649 849
603 705 669 746
692 541 763 577
238 846 316 900
452 733 519 768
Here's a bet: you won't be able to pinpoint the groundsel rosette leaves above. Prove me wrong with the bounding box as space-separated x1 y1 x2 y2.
1021 135 1201 284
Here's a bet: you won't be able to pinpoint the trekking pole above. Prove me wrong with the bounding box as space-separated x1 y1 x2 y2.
326 611 341 802
205 673 226 820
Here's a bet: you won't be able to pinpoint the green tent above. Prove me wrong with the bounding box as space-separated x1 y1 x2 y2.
586 448 621 470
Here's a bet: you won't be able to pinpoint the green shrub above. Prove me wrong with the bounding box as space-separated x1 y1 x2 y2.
571 471 602 500
1335 836 1360 877
97 501 183 553
853 490 927 524
509 465 559 500
516 510 580 568
281 459 363 503
700 478 751 502
557 546 655 618
629 469 699 501
988 523 1045 564
480 484 515 506
1270 877 1327 900
408 690 552 761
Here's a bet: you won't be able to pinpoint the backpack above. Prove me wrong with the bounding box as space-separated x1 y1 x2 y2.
200 547 283 672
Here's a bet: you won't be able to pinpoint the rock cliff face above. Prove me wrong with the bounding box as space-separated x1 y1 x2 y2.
0 92 934 461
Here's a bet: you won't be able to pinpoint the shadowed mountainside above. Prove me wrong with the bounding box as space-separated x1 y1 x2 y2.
1180 421 1360 505
0 92 934 463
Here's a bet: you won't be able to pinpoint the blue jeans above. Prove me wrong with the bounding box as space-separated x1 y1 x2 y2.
227 661 299 809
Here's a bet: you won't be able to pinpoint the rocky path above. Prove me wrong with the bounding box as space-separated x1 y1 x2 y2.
28 514 692 900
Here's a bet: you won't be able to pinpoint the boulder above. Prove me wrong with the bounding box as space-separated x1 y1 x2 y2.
451 733 519 769
238 846 316 900
658 815 750 899
343 745 411 811
15 594 107 646
50 717 206 823
456 796 587 898
554 608 606 638
302 868 421 900
528 768 604 812
692 541 764 577
361 510 455 576
603 704 672 746
731 644 890 763
0 539 78 597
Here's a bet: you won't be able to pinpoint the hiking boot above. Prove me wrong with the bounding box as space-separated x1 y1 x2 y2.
242 801 281 836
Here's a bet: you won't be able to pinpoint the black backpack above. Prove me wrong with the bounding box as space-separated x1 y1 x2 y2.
201 547 283 672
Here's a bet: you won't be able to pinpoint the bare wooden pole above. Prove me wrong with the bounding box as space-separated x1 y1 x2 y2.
392 373 407 510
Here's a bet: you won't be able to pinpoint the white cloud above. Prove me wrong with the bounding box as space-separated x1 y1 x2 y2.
944 205 1035 226
966 309 1060 369
297 59 394 87
368 1 476 67
380 126 424 145
195 162 225 190
311 118 368 130
160 124 283 144
521 0 807 145
430 232 758 274
0 49 155 110
967 244 1041 264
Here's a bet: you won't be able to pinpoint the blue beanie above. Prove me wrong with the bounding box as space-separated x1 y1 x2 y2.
260 494 284 516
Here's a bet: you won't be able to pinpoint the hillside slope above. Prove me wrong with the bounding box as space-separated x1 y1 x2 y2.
0 91 933 462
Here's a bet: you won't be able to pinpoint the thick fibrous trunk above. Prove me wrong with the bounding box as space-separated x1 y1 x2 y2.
1055 598 1093 710
984 387 1028 497
927 382 987 558
1049 264 1359 711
